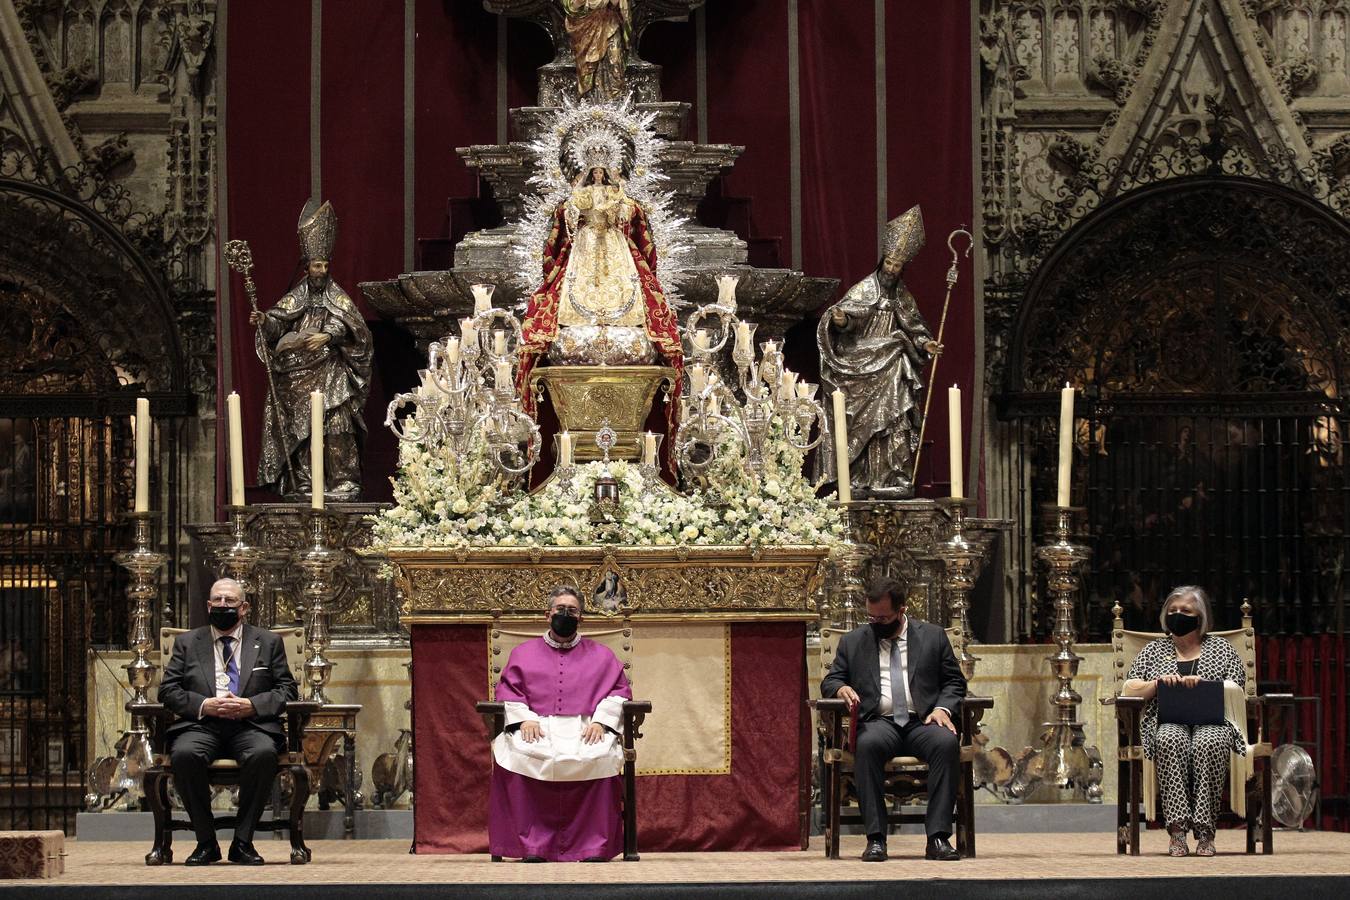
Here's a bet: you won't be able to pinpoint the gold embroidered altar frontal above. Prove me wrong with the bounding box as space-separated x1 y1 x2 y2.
389 545 832 622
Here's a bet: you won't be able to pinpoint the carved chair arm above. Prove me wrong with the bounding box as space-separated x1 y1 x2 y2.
959 696 993 745
284 701 322 754
126 702 171 753
476 700 506 739
1111 695 1145 746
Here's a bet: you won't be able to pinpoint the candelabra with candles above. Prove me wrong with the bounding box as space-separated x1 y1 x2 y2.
675 275 829 483
1022 505 1101 800
385 283 540 478
296 510 341 704
935 499 985 680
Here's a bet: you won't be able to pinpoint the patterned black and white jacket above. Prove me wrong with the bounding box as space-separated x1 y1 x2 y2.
1125 634 1247 759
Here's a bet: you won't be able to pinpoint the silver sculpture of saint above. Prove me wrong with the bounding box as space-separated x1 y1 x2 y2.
815 205 940 499
251 200 373 501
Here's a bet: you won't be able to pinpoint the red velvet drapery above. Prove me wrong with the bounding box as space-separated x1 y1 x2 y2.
218 1 977 507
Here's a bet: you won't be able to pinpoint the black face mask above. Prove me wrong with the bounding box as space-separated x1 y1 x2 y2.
209 606 241 631
870 619 900 640
1166 611 1200 636
551 612 579 638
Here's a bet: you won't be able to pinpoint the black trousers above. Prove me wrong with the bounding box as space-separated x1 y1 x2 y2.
853 716 959 839
169 721 284 845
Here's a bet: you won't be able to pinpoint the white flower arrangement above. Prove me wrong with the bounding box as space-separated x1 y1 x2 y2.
371 409 845 550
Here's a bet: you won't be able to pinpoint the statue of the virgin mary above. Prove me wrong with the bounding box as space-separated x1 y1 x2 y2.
514 108 685 417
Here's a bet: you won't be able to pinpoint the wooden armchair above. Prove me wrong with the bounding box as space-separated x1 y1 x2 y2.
131 626 318 866
812 624 992 860
475 609 651 861
1104 600 1294 855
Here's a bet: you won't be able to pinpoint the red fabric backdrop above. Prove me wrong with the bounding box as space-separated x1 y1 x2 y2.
411 622 808 853
218 1 977 505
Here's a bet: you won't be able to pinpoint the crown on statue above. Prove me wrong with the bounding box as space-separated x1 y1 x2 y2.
297 199 337 261
565 117 631 179
883 204 925 267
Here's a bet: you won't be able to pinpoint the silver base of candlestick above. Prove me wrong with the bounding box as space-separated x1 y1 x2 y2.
297 510 341 704
216 504 264 596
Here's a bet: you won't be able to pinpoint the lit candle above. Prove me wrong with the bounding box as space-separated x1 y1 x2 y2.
460 317 477 348
446 336 461 369
495 359 511 389
310 391 324 510
1057 383 1074 507
471 283 493 316
734 321 752 356
559 431 573 466
493 329 507 357
948 384 963 500
689 364 707 395
694 328 709 351
779 369 793 397
134 397 150 512
227 391 245 506
643 432 658 466
795 382 812 400
831 389 851 504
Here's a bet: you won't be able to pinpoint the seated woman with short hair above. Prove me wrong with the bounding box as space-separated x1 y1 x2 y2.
1121 585 1246 857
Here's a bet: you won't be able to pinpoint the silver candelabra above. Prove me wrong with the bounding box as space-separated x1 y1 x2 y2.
936 499 984 681
297 509 341 704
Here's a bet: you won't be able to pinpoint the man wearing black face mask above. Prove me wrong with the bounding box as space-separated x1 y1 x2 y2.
821 577 967 862
157 577 298 865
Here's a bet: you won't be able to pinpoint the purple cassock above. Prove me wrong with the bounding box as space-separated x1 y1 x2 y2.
488 634 632 861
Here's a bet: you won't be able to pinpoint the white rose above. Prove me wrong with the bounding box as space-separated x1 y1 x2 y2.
451 498 470 515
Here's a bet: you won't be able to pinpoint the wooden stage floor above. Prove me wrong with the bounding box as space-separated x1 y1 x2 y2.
32 831 1350 897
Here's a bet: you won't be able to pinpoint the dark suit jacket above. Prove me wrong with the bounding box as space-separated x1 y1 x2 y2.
158 623 298 736
820 619 967 722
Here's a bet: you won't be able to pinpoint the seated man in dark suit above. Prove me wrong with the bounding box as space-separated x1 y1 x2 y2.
157 577 298 865
821 577 967 862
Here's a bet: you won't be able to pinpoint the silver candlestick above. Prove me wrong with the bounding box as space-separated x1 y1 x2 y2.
1025 506 1102 800
296 509 340 704
104 510 167 806
216 505 263 597
936 499 983 680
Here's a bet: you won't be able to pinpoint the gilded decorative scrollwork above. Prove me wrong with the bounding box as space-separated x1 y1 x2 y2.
388 546 831 620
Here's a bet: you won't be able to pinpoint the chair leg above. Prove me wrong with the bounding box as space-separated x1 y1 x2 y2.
956 759 975 858
289 764 312 864
1261 758 1274 855
1116 760 1126 855
827 765 842 860
144 771 171 866
623 760 639 861
1128 761 1141 857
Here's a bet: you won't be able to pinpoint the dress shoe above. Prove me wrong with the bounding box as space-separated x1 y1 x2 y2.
227 840 265 866
184 843 221 866
522 856 546 863
860 839 888 862
925 835 960 861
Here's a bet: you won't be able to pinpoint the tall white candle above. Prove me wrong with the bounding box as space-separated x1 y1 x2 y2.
310 391 324 510
445 336 461 369
495 359 511 389
1057 383 1074 507
493 329 507 357
559 431 573 466
134 397 150 512
948 384 963 500
643 432 658 466
831 389 851 504
779 369 794 397
694 328 709 351
227 391 245 506
460 317 477 348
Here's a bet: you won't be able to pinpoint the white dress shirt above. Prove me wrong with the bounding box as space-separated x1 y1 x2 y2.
877 618 914 718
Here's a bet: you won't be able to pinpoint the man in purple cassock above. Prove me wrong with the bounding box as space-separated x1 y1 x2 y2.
489 584 632 862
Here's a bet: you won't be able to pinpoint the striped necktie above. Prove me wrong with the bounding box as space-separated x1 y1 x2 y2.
220 636 240 694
